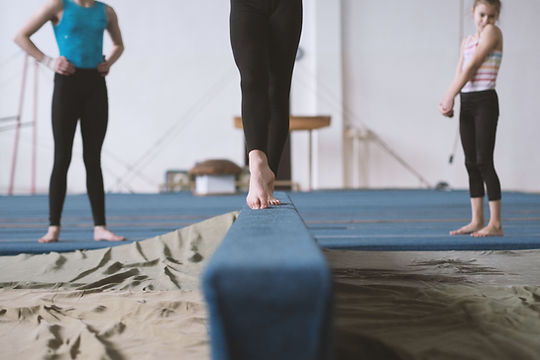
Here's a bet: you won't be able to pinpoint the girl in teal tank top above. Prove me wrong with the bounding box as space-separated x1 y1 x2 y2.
14 0 125 242
53 0 108 69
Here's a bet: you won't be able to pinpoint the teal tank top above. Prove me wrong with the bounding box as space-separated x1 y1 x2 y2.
53 0 107 69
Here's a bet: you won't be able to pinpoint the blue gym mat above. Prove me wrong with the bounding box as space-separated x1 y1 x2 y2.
1 189 539 255
290 190 540 251
0 192 244 255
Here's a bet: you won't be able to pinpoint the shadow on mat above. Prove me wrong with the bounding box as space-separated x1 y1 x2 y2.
335 331 407 360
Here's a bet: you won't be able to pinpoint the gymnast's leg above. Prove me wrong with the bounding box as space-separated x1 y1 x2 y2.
230 0 274 209
471 91 503 237
39 73 79 243
450 93 485 235
266 0 302 205
230 0 302 209
80 71 125 241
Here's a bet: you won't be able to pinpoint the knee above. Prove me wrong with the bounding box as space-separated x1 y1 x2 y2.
269 82 289 102
464 161 480 174
53 153 72 172
240 68 267 92
83 154 101 172
476 160 495 175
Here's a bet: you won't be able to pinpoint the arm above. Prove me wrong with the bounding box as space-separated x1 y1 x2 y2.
97 6 125 76
13 0 75 75
439 25 501 117
438 38 466 117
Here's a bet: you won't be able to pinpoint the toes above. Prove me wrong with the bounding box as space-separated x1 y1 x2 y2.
96 234 125 242
94 230 125 242
247 197 261 210
38 236 58 243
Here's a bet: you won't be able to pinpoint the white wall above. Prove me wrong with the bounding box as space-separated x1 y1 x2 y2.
0 1 239 193
0 0 334 194
342 0 540 192
2 0 539 194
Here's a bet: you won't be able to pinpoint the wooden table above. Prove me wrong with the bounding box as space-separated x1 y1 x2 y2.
234 116 331 190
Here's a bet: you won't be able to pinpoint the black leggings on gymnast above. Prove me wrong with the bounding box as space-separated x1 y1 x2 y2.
230 0 302 174
49 70 108 226
459 89 501 201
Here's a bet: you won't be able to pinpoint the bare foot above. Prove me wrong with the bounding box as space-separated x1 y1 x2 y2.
471 224 504 237
267 182 281 206
450 222 484 235
38 226 60 243
247 167 275 209
94 226 126 241
247 151 275 209
268 195 281 206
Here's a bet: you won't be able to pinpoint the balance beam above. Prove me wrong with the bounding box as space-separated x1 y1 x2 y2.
202 193 333 360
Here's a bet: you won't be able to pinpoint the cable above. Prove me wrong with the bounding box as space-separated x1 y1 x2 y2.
448 0 465 165
0 115 19 122
293 66 432 188
449 126 460 164
0 122 33 133
13 132 137 193
113 68 237 189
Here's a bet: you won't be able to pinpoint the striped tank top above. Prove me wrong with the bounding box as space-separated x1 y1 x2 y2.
462 35 502 93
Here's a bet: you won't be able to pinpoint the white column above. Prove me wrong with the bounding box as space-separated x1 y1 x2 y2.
313 0 344 189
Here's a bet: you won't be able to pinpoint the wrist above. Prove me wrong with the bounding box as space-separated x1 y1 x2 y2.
39 55 56 71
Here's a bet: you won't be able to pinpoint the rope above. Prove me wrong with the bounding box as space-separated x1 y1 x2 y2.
12 132 138 193
293 67 432 188
0 115 19 122
114 68 237 189
449 0 465 165
0 122 33 133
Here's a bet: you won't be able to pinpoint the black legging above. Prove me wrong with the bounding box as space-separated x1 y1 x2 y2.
230 0 302 174
459 89 501 201
49 69 108 226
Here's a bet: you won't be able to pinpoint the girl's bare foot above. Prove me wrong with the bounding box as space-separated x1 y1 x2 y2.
450 222 484 235
38 226 60 243
451 197 485 235
268 195 280 206
267 182 280 206
247 150 276 210
471 223 504 237
472 200 503 237
94 226 126 241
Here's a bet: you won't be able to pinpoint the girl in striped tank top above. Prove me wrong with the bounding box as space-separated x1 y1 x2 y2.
439 0 504 237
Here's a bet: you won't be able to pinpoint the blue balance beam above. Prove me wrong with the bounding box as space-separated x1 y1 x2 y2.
202 193 333 360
